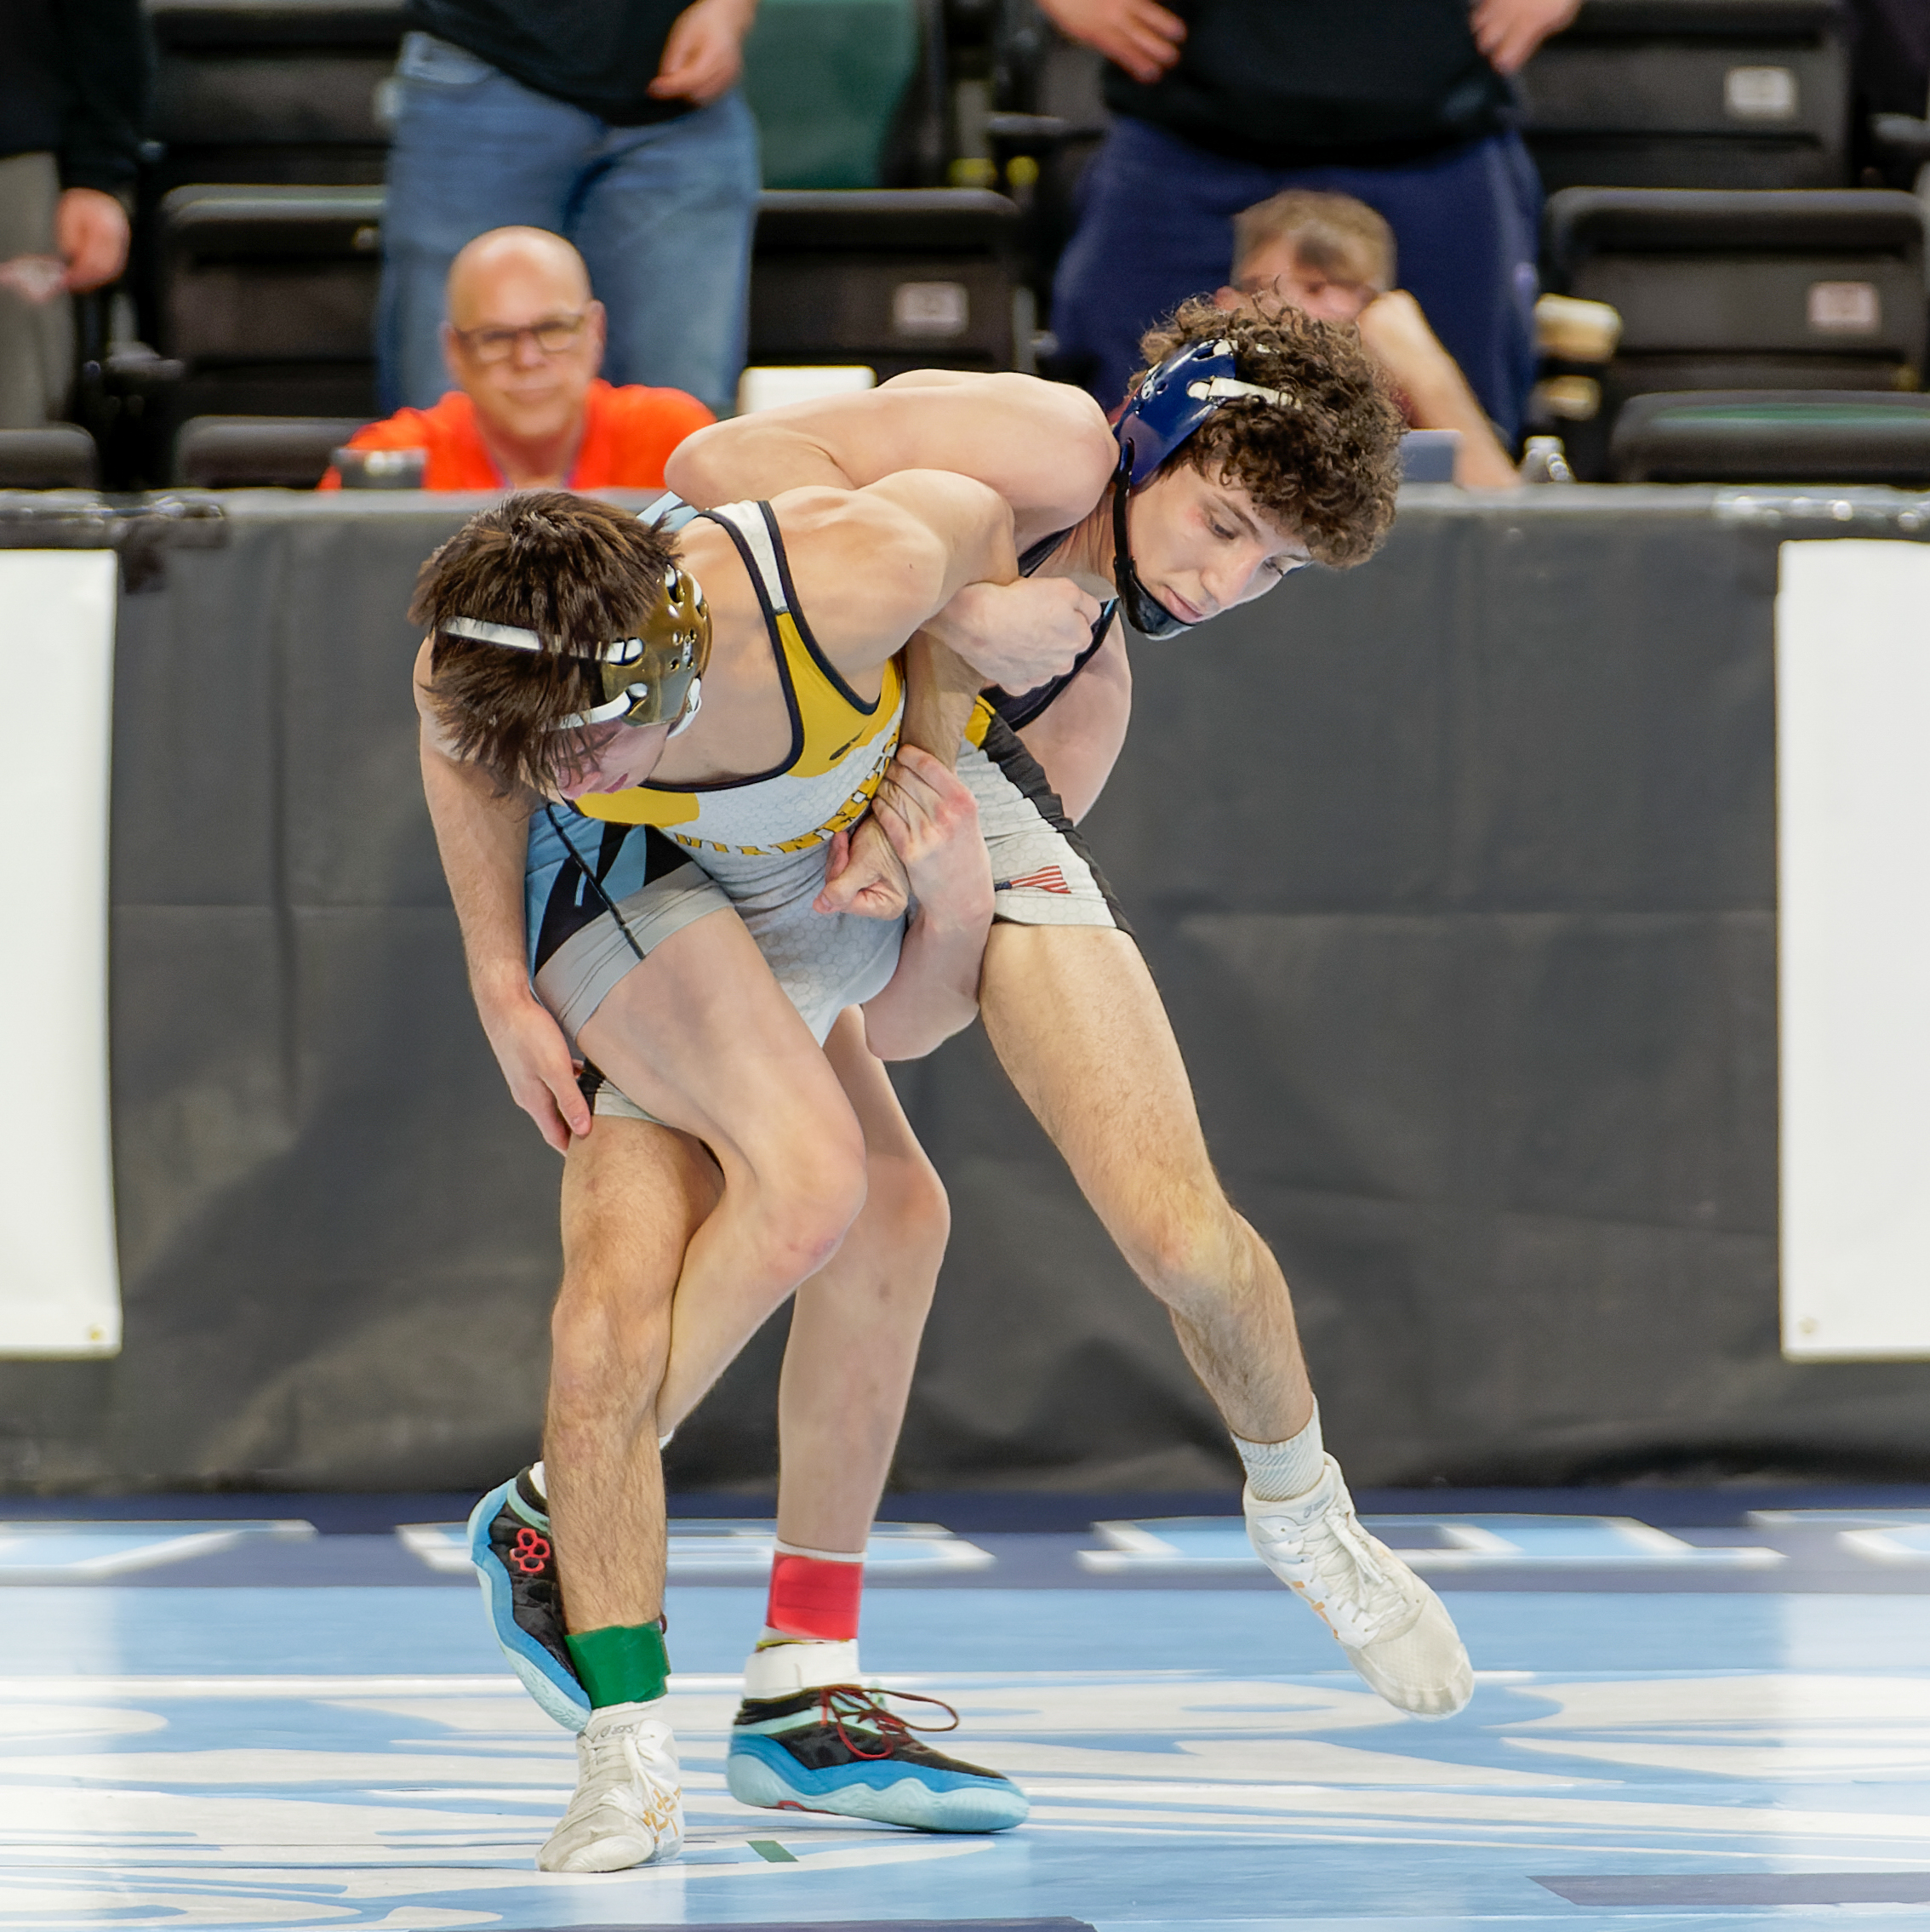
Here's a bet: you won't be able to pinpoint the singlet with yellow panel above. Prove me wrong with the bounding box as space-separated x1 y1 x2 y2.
572 499 905 856
525 496 909 1063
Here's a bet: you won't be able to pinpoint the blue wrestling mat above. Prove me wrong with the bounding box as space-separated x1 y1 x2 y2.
3 1489 1930 1930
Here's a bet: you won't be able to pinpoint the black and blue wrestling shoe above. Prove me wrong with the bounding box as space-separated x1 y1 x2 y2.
467 1466 591 1733
727 1683 1028 1832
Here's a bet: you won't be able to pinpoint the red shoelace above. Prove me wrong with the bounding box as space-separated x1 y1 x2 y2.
815 1683 962 1762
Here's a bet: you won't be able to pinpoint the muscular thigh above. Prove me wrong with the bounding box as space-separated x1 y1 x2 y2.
964 712 1129 933
529 809 882 1174
979 922 1219 1220
575 907 858 1183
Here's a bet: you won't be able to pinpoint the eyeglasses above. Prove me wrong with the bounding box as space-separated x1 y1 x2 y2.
451 311 591 363
1236 272 1377 312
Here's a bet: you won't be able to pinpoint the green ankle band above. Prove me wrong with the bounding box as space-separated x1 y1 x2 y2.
566 1621 670 1707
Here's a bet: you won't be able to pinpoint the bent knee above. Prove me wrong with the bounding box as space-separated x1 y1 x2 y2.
1117 1186 1242 1303
550 1273 671 1395
746 1143 868 1283
866 1151 951 1272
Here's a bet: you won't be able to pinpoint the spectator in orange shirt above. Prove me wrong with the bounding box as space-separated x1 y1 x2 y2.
323 226 712 490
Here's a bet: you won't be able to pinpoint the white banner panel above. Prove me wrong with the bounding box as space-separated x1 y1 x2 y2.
1778 539 1930 1360
0 552 120 1355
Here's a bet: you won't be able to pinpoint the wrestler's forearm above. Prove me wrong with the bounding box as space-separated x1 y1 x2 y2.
420 740 537 1017
861 909 988 1060
899 632 984 775
669 373 1118 526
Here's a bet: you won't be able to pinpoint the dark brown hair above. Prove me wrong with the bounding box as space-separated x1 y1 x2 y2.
1232 189 1396 293
410 490 677 792
1131 298 1403 569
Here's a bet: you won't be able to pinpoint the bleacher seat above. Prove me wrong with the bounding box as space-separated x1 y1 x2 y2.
986 23 1111 338
749 189 1019 378
1517 0 1851 192
1609 389 1930 483
154 184 383 427
740 0 940 188
1872 112 1930 193
0 426 100 489
173 414 371 487
144 0 405 196
148 0 948 195
1541 186 1927 472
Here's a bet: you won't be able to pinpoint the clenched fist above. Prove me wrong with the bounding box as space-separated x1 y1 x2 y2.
929 575 1108 694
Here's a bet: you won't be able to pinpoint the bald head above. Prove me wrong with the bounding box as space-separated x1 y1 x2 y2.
446 227 591 331
440 226 606 466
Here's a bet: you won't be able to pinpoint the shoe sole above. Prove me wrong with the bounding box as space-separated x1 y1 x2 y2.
1246 1468 1475 1722
726 1740 1028 1832
466 1483 591 1735
537 1830 682 1872
1345 1579 1476 1720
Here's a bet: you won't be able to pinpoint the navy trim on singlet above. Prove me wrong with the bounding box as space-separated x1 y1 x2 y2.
987 524 1120 733
755 500 887 718
625 506 808 798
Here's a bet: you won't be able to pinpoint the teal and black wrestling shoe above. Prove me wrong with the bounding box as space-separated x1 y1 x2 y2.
467 1466 591 1733
727 1683 1028 1832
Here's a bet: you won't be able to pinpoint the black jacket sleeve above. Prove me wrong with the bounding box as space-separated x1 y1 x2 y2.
54 0 154 193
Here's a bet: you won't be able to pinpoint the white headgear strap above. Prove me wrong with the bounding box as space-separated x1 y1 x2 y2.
437 614 646 666
1185 375 1299 409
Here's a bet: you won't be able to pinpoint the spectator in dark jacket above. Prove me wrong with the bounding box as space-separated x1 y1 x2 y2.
1045 0 1577 442
0 0 150 427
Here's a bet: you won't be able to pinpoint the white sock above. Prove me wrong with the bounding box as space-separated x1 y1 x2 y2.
1234 1403 1324 1502
742 1635 860 1699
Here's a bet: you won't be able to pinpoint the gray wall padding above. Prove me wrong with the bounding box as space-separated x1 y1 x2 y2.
5 489 1929 1494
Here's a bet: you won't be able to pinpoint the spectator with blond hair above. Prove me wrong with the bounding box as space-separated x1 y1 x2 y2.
1218 189 1520 488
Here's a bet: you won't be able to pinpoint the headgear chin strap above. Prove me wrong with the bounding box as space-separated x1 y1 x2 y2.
1109 338 1299 638
1110 459 1190 641
439 562 711 734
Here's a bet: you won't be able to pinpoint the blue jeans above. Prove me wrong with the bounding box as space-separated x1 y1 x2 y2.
1052 115 1542 441
377 32 761 416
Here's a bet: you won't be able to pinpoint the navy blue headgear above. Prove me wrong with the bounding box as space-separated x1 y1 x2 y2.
1109 338 1299 637
1115 338 1299 488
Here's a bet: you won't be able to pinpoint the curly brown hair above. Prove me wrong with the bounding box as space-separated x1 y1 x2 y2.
410 491 677 793
1130 297 1403 569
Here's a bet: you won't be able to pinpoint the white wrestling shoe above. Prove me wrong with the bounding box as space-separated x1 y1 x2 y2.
1245 1455 1474 1719
536 1701 683 1872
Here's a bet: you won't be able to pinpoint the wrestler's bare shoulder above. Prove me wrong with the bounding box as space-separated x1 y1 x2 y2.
761 475 1010 677
874 372 1115 528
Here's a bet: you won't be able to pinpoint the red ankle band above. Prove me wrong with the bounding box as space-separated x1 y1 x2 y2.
766 1551 863 1641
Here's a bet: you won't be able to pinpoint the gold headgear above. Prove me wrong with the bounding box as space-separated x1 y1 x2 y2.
440 563 711 735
